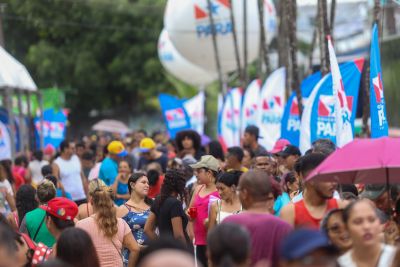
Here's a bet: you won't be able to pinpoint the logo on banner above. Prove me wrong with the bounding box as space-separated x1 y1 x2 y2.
372 73 387 128
225 109 240 131
245 104 258 118
35 121 65 139
165 108 187 128
0 128 5 147
286 98 300 132
317 95 353 137
194 0 232 38
261 96 282 124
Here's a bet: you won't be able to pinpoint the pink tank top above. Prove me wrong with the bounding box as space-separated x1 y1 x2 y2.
193 185 220 245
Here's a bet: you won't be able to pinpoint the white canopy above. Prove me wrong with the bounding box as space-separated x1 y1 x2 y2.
0 46 37 91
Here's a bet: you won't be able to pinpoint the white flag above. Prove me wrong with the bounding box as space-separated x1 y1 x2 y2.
258 68 286 151
327 36 353 147
241 79 261 135
183 91 205 135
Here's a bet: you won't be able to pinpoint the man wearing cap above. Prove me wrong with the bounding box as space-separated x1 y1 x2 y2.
275 145 301 173
53 140 87 206
242 125 267 156
137 137 168 173
280 229 339 267
99 140 128 186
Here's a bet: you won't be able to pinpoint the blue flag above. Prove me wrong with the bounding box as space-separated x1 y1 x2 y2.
370 23 389 138
281 72 321 146
158 93 191 138
34 108 67 150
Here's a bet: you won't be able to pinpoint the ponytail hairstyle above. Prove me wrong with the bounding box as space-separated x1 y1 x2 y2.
128 173 153 205
159 169 186 206
91 186 118 238
207 223 251 267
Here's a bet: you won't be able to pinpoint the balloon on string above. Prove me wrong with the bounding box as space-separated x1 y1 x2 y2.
164 0 278 74
158 29 218 87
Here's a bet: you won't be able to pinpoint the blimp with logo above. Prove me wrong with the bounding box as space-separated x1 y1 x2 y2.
164 0 277 73
158 29 217 86
165 108 187 129
316 95 353 138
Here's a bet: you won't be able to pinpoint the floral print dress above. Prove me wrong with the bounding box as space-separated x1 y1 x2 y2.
121 204 150 265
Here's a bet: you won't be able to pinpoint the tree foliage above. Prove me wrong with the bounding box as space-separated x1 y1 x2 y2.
3 0 172 118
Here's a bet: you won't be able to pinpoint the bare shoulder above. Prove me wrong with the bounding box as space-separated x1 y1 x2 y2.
116 205 129 218
280 203 295 225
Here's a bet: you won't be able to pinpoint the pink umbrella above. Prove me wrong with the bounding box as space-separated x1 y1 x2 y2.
306 137 400 184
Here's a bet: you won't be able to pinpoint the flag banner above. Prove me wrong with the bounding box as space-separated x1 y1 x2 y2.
281 71 322 146
370 23 389 138
34 108 67 150
241 79 261 135
159 93 191 138
300 59 364 153
0 121 11 160
257 68 286 151
218 88 243 149
183 91 206 135
328 36 354 147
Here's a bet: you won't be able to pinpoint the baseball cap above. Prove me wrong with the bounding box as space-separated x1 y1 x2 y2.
244 125 263 139
107 141 128 157
270 139 291 154
360 184 387 200
276 145 301 158
189 155 219 172
139 137 156 153
40 197 78 221
281 229 338 261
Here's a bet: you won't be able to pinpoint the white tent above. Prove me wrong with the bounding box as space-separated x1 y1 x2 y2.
0 46 42 157
0 46 37 91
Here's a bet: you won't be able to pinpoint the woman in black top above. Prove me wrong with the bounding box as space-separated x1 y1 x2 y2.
144 169 190 246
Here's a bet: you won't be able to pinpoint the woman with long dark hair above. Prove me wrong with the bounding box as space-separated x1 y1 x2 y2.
117 172 151 264
208 171 242 230
144 169 189 246
338 199 397 267
56 227 100 267
76 185 140 267
175 130 204 160
7 184 38 230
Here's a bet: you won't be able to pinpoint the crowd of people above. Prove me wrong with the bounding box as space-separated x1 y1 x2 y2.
0 125 399 267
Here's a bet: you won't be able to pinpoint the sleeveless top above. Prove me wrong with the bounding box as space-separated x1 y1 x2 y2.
54 155 86 201
294 198 339 229
338 244 396 267
114 181 129 206
216 199 241 224
193 185 220 245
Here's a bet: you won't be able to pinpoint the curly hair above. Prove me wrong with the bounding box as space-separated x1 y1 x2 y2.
175 130 201 152
91 186 118 239
16 185 38 227
159 169 186 206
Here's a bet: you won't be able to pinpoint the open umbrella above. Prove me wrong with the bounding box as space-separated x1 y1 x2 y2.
92 119 131 134
306 137 400 184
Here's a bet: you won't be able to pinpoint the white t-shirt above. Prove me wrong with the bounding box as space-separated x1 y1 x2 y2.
54 155 86 201
28 160 49 185
0 180 13 196
338 244 396 267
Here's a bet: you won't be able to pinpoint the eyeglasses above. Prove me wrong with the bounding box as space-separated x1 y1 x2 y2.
327 225 345 234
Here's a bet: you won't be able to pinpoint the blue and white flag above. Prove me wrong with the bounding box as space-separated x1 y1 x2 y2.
241 79 261 135
281 71 322 146
370 23 389 138
328 36 353 147
218 88 243 149
299 59 364 153
159 93 191 138
257 68 286 150
183 91 205 135
34 108 68 150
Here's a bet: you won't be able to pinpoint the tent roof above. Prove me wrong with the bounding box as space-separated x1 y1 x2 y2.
0 46 37 92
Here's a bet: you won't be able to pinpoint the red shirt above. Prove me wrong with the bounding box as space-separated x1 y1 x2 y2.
148 175 164 199
294 198 339 229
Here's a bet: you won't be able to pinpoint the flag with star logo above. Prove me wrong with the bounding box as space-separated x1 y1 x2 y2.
370 23 389 138
327 36 354 147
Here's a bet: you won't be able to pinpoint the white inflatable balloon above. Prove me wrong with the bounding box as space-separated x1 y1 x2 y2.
165 0 277 74
158 29 218 86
